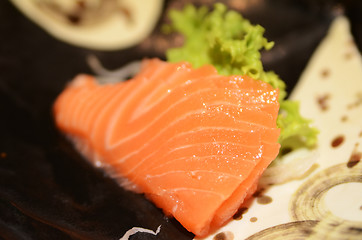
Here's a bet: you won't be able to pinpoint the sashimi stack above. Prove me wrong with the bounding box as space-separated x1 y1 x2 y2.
53 58 280 237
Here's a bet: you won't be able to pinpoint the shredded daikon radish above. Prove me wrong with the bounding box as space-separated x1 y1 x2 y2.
87 55 141 84
260 148 318 186
119 225 161 240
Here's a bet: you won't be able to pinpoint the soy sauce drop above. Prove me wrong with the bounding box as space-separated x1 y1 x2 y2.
331 135 344 148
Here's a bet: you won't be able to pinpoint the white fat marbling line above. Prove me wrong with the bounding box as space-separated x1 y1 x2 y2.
112 119 267 176
147 154 258 175
106 100 275 168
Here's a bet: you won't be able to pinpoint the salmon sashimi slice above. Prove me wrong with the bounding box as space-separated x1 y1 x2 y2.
53 58 280 237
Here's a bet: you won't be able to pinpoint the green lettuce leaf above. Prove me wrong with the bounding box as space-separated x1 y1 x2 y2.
277 101 319 151
164 3 318 152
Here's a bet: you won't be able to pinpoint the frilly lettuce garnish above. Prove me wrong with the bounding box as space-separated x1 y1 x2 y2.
277 101 318 151
164 3 318 153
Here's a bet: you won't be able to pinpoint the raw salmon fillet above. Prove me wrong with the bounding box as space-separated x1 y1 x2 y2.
53 58 280 237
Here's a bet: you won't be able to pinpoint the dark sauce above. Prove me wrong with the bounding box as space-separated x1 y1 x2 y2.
252 188 265 198
331 135 345 148
67 14 81 24
77 0 85 9
317 94 330 111
321 68 330 78
250 217 258 222
232 207 248 220
213 232 227 240
347 152 361 168
251 188 273 205
213 231 234 240
67 1 86 24
119 6 132 22
256 195 273 205
280 147 293 156
344 52 353 60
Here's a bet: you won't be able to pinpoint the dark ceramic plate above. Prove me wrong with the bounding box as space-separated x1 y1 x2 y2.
0 1 361 239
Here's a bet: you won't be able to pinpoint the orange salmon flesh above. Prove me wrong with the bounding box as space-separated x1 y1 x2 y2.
53 59 280 237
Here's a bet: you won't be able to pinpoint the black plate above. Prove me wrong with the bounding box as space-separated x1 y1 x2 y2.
1 1 361 239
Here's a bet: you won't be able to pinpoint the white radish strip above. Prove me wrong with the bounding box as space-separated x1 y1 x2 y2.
87 55 141 83
119 225 161 240
259 148 318 186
